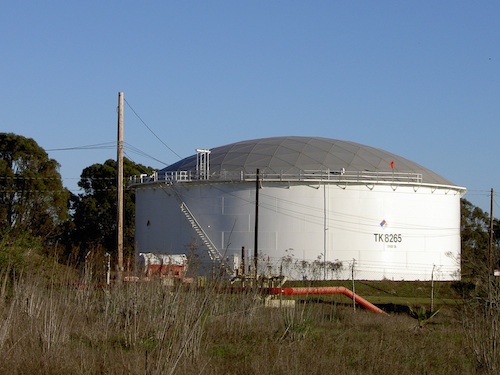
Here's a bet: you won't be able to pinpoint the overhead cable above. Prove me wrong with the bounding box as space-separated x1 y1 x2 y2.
124 98 182 159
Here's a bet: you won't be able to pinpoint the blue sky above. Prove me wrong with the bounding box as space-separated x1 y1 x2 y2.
2 1 499 213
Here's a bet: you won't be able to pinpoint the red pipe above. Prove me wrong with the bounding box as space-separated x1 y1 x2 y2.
268 286 387 315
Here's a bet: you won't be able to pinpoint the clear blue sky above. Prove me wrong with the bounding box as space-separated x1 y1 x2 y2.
2 1 499 213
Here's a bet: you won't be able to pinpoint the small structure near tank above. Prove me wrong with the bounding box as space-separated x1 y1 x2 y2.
139 252 188 280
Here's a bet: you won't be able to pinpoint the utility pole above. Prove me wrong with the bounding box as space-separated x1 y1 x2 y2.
117 92 124 281
323 183 327 280
254 169 260 282
241 246 245 276
430 264 435 313
489 188 494 275
351 259 356 312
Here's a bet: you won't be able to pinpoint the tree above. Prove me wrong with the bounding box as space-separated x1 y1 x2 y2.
459 199 500 372
0 133 69 241
460 198 500 280
71 158 154 261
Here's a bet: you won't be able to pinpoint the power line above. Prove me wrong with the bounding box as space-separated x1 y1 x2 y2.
47 140 169 169
124 98 182 160
46 142 116 152
164 182 461 239
124 142 169 167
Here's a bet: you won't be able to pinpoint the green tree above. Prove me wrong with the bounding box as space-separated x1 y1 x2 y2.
460 198 500 280
0 133 69 241
71 158 154 261
459 199 500 372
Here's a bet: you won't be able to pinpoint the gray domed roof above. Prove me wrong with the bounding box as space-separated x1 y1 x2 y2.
162 136 456 186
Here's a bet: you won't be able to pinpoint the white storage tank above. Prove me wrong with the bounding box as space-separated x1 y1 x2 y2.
132 136 465 281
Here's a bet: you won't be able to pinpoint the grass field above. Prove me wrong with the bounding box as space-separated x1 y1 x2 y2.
2 262 499 375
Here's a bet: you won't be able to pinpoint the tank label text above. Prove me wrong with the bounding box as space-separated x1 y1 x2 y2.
374 233 402 243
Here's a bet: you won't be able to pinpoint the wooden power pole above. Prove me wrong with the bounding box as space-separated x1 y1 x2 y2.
254 169 260 281
117 92 124 280
489 187 494 275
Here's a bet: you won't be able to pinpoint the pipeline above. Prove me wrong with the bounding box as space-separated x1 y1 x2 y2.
268 286 388 315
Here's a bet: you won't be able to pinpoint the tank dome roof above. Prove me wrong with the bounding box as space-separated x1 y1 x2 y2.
162 136 456 186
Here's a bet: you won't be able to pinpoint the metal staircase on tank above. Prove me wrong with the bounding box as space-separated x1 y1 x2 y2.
174 148 234 277
179 202 220 262
179 202 233 276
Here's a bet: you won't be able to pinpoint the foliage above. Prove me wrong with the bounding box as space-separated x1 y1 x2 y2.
0 133 69 242
0 237 28 293
70 158 154 262
408 304 440 328
459 276 500 373
279 302 312 341
458 200 500 372
460 198 500 280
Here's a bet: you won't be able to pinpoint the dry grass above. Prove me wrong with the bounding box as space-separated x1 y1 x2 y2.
0 265 493 375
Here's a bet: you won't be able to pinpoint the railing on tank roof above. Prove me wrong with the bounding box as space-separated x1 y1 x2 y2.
129 169 423 185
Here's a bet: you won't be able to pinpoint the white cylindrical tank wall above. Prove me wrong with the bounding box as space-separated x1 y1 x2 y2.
135 180 461 281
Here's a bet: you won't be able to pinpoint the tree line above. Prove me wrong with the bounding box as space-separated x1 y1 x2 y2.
1 132 499 280
0 132 153 267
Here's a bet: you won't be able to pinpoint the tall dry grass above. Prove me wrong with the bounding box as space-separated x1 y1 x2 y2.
0 262 491 374
460 277 500 373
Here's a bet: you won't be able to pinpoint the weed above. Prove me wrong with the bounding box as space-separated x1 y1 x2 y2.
279 305 312 342
409 304 441 328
